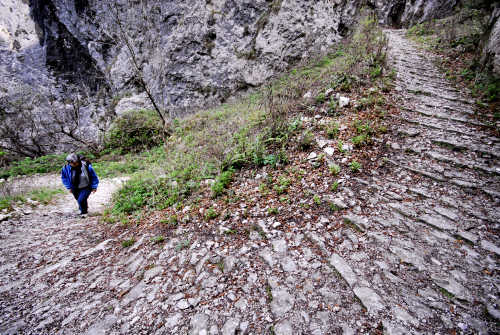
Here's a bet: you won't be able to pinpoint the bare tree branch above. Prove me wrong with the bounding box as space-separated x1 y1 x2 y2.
108 2 169 134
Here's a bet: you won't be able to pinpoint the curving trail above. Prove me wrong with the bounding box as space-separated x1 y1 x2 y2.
0 177 128 334
0 30 499 335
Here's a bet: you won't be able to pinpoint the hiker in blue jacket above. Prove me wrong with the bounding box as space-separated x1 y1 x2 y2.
61 153 99 218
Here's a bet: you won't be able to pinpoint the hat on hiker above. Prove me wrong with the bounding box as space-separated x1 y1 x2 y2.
65 153 80 163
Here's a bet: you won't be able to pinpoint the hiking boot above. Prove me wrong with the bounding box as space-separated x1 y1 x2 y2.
80 213 88 218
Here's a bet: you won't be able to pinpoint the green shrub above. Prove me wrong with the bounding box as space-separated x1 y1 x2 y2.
151 236 165 244
315 92 326 104
205 207 219 220
331 73 358 92
370 65 382 78
0 154 66 179
263 154 278 167
299 130 315 150
267 207 278 215
92 160 141 178
176 239 190 251
352 134 370 147
331 180 339 192
122 238 135 248
288 118 302 132
329 203 339 212
337 140 346 153
407 23 433 37
329 164 341 175
104 109 163 154
0 195 23 211
327 98 338 114
0 187 64 211
274 176 291 194
112 177 154 214
212 169 234 197
28 188 64 204
112 169 198 215
326 122 340 139
350 161 362 172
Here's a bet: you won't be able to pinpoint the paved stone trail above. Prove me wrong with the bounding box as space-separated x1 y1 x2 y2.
1 30 499 334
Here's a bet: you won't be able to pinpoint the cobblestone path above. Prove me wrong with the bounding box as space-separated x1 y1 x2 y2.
0 30 498 334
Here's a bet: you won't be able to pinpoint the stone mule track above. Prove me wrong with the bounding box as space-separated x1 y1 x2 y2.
0 30 499 334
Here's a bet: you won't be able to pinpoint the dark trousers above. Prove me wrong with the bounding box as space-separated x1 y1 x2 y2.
71 187 92 214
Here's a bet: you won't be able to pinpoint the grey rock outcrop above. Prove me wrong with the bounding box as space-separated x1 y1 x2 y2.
481 6 500 75
56 0 358 110
376 0 461 27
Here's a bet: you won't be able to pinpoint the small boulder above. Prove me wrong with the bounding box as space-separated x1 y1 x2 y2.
339 97 350 108
307 152 318 160
324 147 335 156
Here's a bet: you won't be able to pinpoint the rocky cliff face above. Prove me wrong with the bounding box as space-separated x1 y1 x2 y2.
481 5 500 75
0 0 498 156
375 0 461 27
44 0 362 113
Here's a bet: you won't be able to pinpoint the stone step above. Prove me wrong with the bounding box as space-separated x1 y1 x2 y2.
418 101 475 116
389 157 500 206
394 64 442 76
396 113 494 141
394 63 440 75
395 76 462 94
402 96 482 121
395 131 500 176
395 114 500 153
325 211 483 323
402 106 483 126
426 150 500 176
386 157 497 192
431 138 500 159
400 81 462 98
328 254 385 315
386 158 447 182
404 69 449 82
397 71 460 89
393 58 440 71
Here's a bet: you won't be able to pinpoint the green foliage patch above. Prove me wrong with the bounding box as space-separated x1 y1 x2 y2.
212 169 234 198
104 109 164 154
0 154 66 179
121 238 136 248
0 187 64 211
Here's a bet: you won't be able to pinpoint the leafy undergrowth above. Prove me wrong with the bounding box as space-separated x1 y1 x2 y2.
101 13 399 237
103 109 165 155
0 154 67 180
0 187 64 212
0 144 166 181
406 6 500 127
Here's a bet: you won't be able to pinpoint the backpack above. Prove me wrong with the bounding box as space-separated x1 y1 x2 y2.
77 154 91 165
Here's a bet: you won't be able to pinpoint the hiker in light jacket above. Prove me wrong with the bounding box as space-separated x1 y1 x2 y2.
61 153 99 217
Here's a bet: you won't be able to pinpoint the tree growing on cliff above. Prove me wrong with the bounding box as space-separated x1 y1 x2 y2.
106 1 171 136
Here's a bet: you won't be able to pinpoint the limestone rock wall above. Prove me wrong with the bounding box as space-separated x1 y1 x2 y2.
481 6 500 75
52 0 361 112
375 0 461 27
